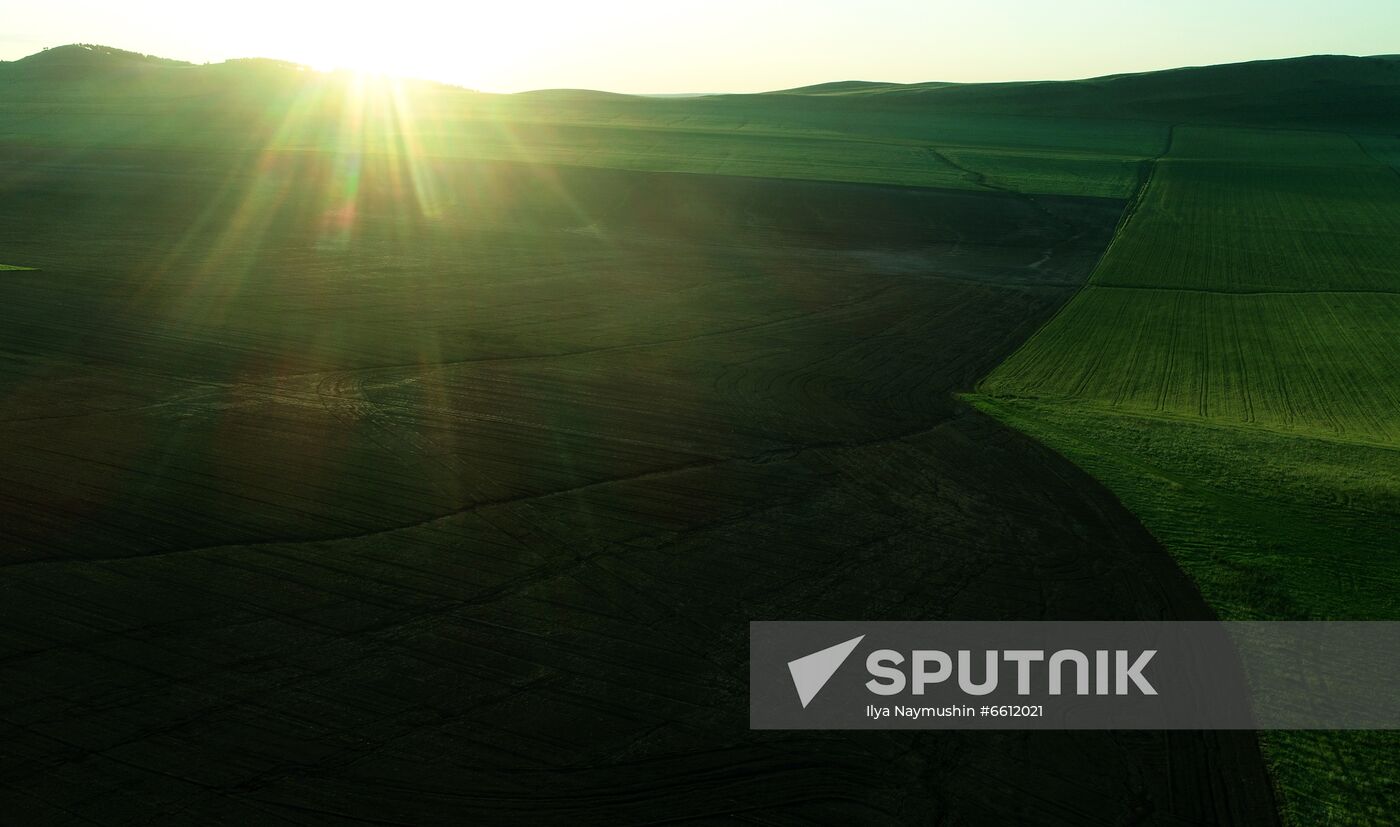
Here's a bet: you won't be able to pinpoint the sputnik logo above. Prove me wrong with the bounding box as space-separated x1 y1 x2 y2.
787 635 865 708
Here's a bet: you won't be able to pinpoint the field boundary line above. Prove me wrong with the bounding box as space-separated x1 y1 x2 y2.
964 395 1400 454
972 123 1177 393
1348 133 1400 182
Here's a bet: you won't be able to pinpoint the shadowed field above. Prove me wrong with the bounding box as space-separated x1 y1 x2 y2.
0 146 1281 823
9 45 1400 825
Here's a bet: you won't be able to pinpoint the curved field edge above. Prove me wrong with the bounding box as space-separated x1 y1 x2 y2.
962 396 1400 825
967 124 1400 826
961 397 1400 622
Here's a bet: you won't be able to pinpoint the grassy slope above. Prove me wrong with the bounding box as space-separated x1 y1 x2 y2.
983 288 1400 443
4 45 1400 822
1089 129 1400 292
0 104 1153 198
1357 135 1400 170
777 54 1400 131
0 44 1187 200
7 49 1398 203
973 124 1400 825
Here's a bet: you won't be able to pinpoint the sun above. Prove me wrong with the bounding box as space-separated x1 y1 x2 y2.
201 1 589 92
295 44 421 79
263 12 525 90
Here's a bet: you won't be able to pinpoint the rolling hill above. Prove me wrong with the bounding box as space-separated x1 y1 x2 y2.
7 45 1400 131
1 44 1397 825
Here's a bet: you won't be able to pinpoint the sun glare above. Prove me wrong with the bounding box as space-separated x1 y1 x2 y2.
254 8 537 91
300 51 404 78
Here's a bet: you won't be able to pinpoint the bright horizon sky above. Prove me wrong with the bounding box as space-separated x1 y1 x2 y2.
3 1 1398 93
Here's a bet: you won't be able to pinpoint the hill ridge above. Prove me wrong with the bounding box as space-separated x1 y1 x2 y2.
2 45 1399 129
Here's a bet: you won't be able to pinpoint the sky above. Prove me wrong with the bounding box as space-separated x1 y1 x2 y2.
2 0 1398 93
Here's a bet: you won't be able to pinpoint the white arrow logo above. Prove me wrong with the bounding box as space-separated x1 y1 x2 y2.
787 635 865 708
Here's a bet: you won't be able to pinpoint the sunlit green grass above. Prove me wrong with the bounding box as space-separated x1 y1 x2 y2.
966 396 1400 825
0 76 1165 198
1090 128 1400 292
965 397 1400 620
939 146 1143 198
982 289 1400 444
976 124 1400 825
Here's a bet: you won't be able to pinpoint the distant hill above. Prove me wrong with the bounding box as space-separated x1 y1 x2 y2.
768 80 908 95
0 43 456 106
1 43 190 79
3 45 1400 131
768 55 1400 129
511 89 637 101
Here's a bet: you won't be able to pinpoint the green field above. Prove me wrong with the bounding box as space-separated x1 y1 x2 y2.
0 47 1172 199
980 125 1400 442
4 133 1275 822
975 123 1400 824
983 289 1400 442
4 44 1400 825
1087 129 1400 292
0 102 1158 198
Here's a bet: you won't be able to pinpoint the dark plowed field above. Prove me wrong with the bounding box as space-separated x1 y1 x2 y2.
0 150 1275 823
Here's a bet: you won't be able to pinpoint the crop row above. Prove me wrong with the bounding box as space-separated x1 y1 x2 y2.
1092 127 1400 292
983 289 1400 442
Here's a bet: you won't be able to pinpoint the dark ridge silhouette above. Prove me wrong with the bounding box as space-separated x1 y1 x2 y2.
770 55 1400 128
4 46 1400 128
2 43 190 78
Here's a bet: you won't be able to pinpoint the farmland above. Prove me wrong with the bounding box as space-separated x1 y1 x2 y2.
1086 129 1400 293
0 101 1156 198
982 288 1400 443
975 124 1400 823
4 44 1400 824
0 138 1279 821
979 125 1400 449
0 47 1168 199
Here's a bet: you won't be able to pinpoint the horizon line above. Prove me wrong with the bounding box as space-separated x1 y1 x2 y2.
4 42 1398 97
